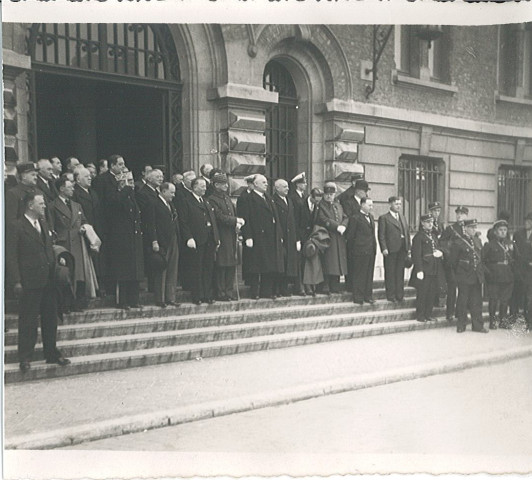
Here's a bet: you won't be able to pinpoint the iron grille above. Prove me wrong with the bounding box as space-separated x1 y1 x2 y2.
263 61 298 184
29 23 179 81
399 155 443 232
498 166 530 230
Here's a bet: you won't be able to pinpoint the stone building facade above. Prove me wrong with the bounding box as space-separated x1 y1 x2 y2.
3 23 532 237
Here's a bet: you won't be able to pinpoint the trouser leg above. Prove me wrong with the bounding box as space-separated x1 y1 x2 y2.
18 288 43 363
40 284 60 361
470 282 484 331
456 283 469 330
445 265 457 318
395 249 406 301
383 253 396 300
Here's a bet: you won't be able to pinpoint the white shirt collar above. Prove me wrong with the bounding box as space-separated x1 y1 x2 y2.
193 192 203 203
255 191 265 199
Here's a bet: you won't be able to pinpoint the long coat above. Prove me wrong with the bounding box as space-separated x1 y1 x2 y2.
209 190 239 267
450 234 484 285
481 238 514 284
337 186 361 218
50 197 88 284
273 194 298 277
409 229 443 289
107 186 145 282
316 200 348 276
240 191 284 275
289 191 308 242
237 189 254 279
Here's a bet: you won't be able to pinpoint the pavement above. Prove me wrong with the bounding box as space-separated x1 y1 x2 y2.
5 324 532 449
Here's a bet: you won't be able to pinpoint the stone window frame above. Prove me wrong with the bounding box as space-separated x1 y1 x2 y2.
496 23 532 107
392 25 457 96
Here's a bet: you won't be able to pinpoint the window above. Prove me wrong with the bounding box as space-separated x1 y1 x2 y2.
498 166 531 230
498 23 532 99
399 155 444 232
394 25 450 84
263 60 298 183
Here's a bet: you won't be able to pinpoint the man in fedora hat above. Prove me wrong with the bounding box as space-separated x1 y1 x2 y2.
338 177 371 219
450 218 487 333
440 205 469 321
5 163 44 227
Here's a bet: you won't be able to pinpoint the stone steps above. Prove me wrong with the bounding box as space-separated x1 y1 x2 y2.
4 307 422 363
4 314 450 384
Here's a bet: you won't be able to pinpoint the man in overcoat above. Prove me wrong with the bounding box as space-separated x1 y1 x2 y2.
289 172 308 295
209 173 245 301
237 175 256 288
337 177 370 218
450 219 487 333
152 182 181 307
179 177 220 304
273 179 300 296
440 205 469 320
378 196 411 303
411 213 444 322
316 182 348 294
346 197 377 304
6 192 70 372
107 171 145 310
482 219 514 329
36 159 58 204
513 212 532 332
5 162 44 227
240 174 284 299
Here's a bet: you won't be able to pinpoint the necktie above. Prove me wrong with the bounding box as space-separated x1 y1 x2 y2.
33 219 41 234
65 198 71 208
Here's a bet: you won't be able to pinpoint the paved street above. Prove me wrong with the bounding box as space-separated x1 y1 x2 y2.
68 357 532 455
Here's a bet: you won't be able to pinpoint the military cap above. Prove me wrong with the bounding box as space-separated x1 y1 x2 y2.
323 182 337 194
16 162 37 175
354 179 370 191
493 219 508 230
455 205 469 214
212 172 228 184
428 202 441 211
464 219 478 227
244 174 256 184
291 172 307 184
420 213 433 222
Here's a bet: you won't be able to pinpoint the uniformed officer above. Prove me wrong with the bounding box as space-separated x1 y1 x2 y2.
450 218 488 333
428 202 444 238
482 219 514 329
440 205 469 320
411 213 444 323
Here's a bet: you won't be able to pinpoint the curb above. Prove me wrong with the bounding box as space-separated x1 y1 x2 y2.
6 343 532 450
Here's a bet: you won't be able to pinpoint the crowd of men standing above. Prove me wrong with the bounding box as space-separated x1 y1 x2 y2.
5 155 532 372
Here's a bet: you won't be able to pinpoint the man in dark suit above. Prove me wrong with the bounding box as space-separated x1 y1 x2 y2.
209 173 245 301
6 192 70 372
5 162 43 227
179 177 220 304
240 174 284 299
450 219 487 333
337 178 370 218
136 169 164 295
513 212 532 332
50 156 63 180
411 213 444 322
378 196 411 303
36 159 58 204
134 164 153 192
237 175 256 288
346 197 377 305
440 205 469 320
289 172 308 296
273 179 300 296
152 182 181 307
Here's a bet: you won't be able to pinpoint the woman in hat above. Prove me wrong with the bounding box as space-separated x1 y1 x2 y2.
481 219 514 329
316 182 348 294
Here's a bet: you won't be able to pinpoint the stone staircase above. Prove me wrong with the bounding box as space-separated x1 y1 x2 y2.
4 285 452 383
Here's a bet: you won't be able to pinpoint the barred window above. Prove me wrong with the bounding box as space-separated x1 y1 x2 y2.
399 155 444 232
498 166 531 230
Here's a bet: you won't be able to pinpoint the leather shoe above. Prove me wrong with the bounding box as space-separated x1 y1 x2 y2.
166 301 181 307
353 300 363 305
416 318 427 323
156 302 167 308
205 299 215 305
193 300 202 305
294 291 306 297
130 304 142 309
365 299 375 304
252 295 259 300
456 326 466 333
46 357 71 366
473 328 489 334
118 304 130 311
427 317 438 322
19 361 31 373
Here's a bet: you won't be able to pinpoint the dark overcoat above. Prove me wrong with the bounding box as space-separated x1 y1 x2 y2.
237 189 254 278
450 234 484 285
209 190 239 267
273 194 298 277
409 229 443 289
337 186 361 218
50 197 88 283
107 186 144 282
72 184 103 236
153 196 180 255
289 191 308 242
481 239 514 284
316 200 348 276
240 191 284 275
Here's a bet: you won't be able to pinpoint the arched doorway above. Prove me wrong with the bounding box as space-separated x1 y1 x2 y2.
263 60 298 184
27 23 182 177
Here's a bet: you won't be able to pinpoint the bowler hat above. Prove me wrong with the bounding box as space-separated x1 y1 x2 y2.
16 162 37 175
354 179 370 191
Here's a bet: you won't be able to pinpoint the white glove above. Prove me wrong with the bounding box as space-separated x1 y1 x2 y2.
237 217 245 227
296 241 301 252
337 225 346 235
433 250 443 258
152 241 160 252
382 249 389 257
245 238 253 248
417 271 424 280
187 238 197 249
